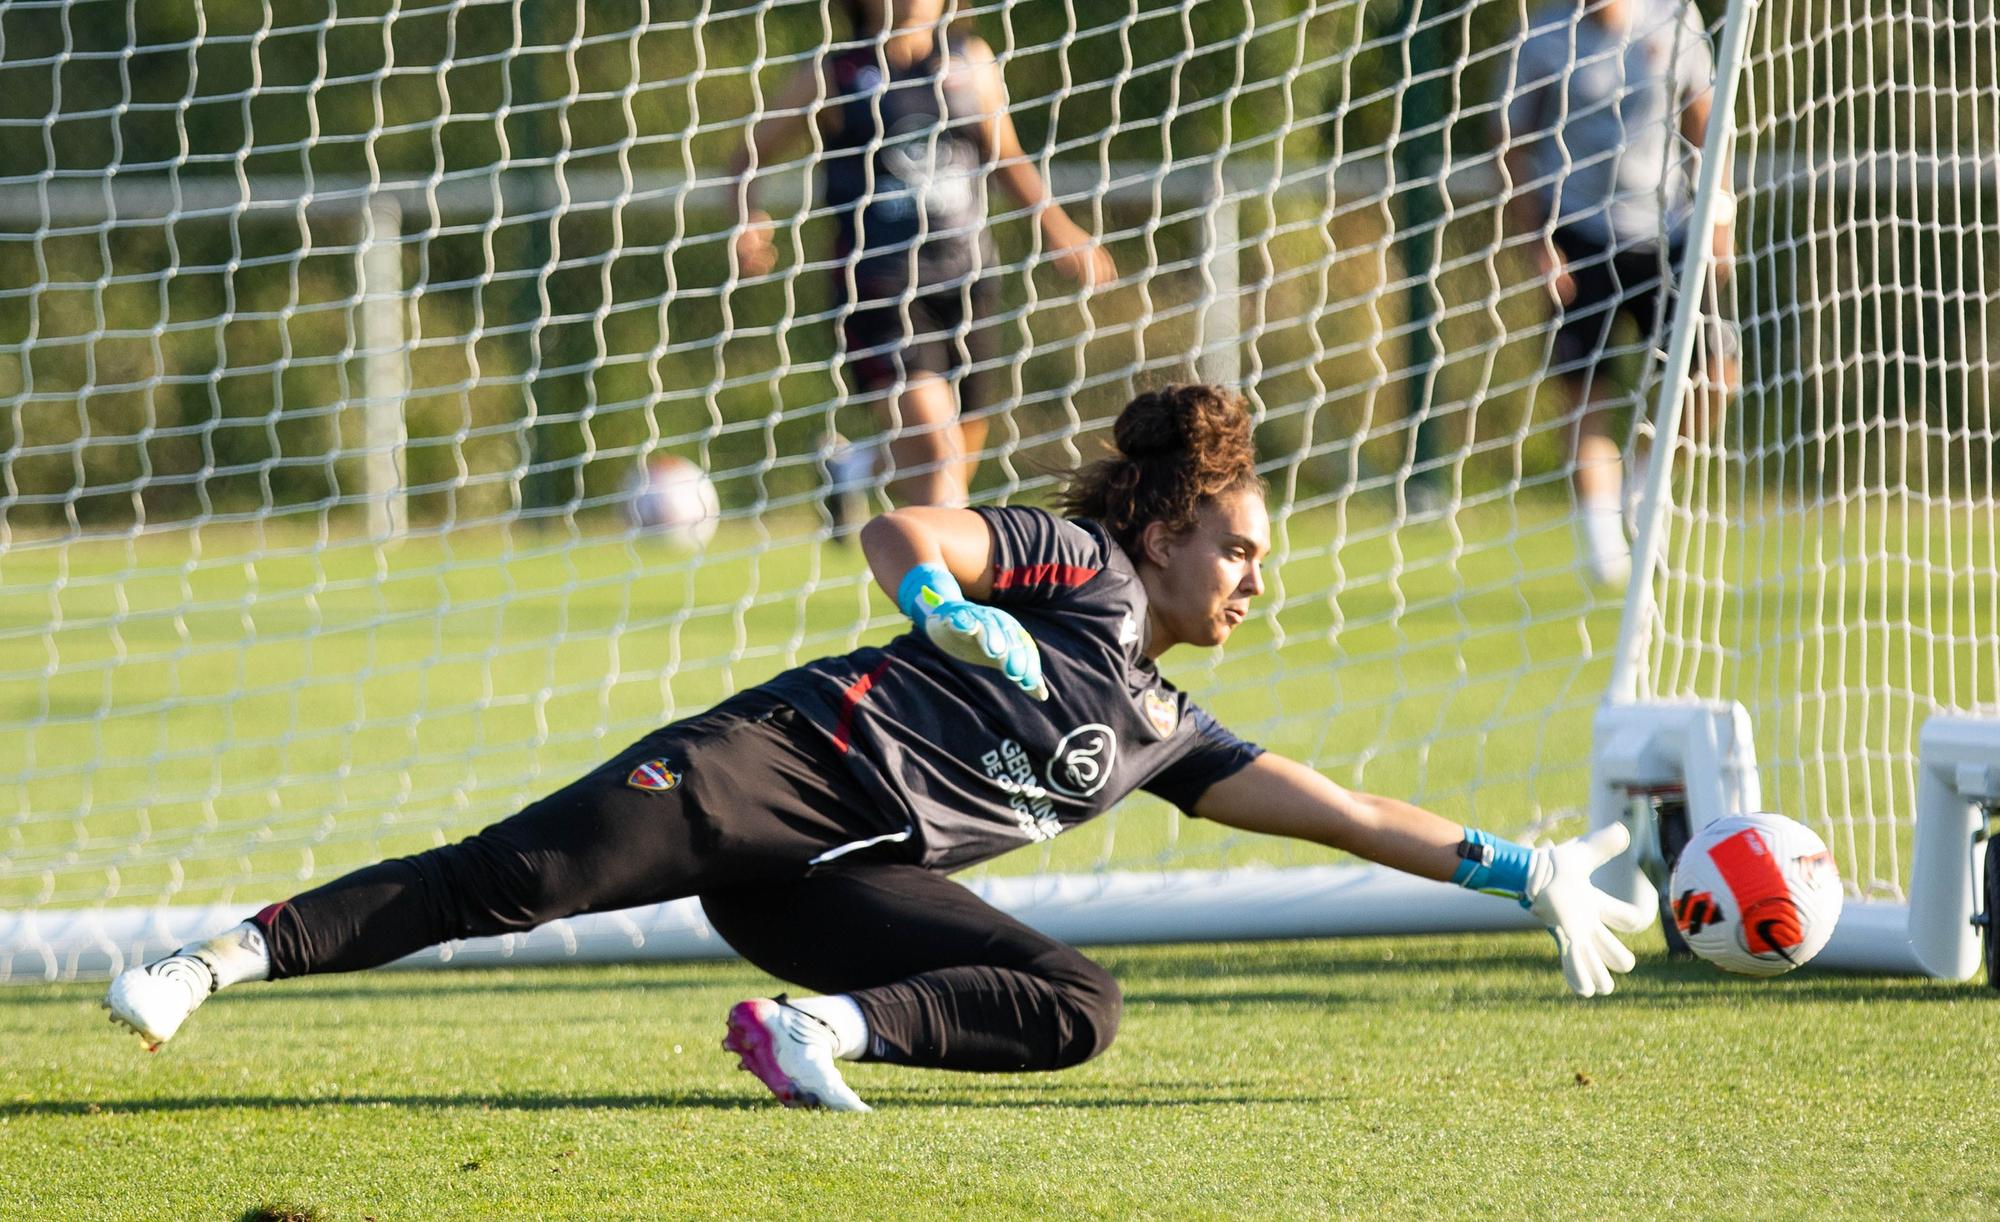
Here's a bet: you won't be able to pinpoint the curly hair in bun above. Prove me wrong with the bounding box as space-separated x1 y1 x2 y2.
1054 384 1262 555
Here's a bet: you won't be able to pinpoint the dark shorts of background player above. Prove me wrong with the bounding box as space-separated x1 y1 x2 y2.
252 686 1121 1073
837 274 1000 418
1550 226 1737 382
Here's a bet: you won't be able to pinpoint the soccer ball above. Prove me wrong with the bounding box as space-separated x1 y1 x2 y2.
626 453 720 548
1669 811 1844 976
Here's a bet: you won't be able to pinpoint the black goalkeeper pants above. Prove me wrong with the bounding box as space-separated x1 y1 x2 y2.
254 690 1120 1073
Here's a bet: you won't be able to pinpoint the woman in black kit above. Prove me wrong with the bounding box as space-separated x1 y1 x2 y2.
107 385 1650 1112
730 0 1117 511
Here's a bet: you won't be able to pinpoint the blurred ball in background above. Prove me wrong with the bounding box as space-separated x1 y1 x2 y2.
625 453 720 549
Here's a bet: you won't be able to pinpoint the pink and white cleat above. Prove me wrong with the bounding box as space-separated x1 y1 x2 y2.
722 997 870 1113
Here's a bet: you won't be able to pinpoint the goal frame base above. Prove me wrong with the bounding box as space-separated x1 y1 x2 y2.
1 866 1544 983
11 710 1990 985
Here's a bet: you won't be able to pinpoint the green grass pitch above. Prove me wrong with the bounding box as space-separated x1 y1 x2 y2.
3 501 1994 1216
6 938 1995 1217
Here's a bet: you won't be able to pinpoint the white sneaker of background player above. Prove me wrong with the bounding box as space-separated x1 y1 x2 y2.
816 433 877 537
822 436 875 495
104 953 215 1051
722 997 871 1113
1579 502 1632 588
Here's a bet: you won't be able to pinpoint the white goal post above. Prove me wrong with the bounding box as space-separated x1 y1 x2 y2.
2 0 1994 984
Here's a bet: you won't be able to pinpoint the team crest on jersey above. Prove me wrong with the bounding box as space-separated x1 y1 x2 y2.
1143 689 1178 738
1046 724 1117 798
625 759 681 793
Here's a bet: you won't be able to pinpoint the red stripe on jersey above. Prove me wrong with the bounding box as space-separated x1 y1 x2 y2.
832 658 896 755
991 562 1097 591
1705 827 1803 955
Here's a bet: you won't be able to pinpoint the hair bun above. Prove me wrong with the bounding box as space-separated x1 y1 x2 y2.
1113 404 1185 459
1114 383 1250 462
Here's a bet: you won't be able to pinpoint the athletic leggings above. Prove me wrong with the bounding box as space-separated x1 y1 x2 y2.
253 689 1120 1073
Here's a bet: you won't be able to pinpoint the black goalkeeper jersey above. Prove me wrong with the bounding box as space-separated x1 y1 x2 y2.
762 507 1265 872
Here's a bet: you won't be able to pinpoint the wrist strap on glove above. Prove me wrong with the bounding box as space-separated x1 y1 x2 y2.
897 562 961 624
1451 827 1533 900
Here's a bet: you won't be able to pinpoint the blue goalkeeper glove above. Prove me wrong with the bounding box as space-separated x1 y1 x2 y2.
897 563 1051 702
1455 823 1655 998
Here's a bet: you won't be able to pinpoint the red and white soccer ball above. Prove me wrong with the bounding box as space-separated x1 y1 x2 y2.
626 453 720 549
1669 812 1844 976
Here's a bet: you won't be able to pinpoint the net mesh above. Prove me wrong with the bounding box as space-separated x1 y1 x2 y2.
1636 0 2000 902
1 0 1983 973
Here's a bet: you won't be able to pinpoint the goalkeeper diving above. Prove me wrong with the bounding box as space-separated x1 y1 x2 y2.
106 384 1653 1112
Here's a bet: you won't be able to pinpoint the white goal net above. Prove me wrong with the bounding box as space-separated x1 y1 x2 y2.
1626 0 2000 885
2 0 1990 980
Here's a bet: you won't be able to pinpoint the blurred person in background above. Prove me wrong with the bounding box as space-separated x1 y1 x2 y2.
731 0 1116 525
1494 0 1739 587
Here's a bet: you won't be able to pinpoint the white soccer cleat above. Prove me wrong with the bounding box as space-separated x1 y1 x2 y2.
1585 541 1632 589
1579 505 1632 588
722 997 871 1113
815 433 875 539
103 954 214 1051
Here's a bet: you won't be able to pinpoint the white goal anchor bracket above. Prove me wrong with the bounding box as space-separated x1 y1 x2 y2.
1586 700 1764 918
1906 714 1999 980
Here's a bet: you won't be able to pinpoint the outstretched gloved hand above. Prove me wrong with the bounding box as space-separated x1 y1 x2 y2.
1522 823 1656 997
898 564 1051 702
